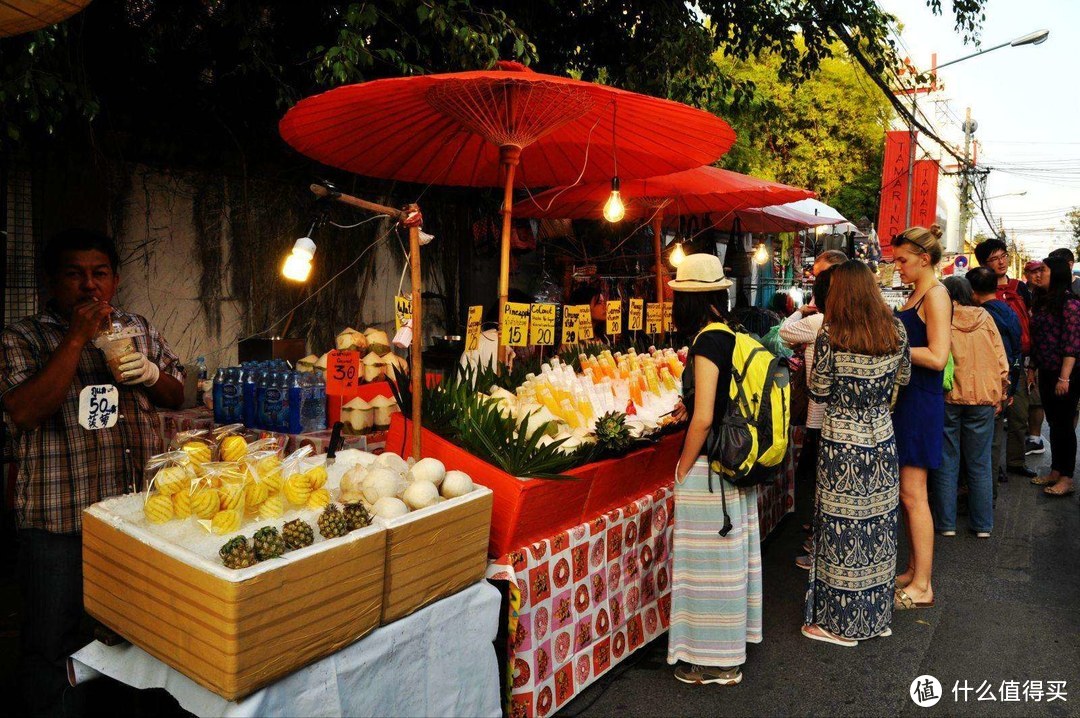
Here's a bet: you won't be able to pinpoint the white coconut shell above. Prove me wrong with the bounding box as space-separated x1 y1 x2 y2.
441 470 474 498
401 480 440 510
362 467 407 504
374 451 409 477
409 457 446 487
340 465 367 499
372 496 410 519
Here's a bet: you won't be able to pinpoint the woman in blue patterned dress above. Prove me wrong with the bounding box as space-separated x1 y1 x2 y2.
802 261 911 646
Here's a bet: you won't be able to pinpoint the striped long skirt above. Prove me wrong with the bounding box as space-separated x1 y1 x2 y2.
666 456 763 668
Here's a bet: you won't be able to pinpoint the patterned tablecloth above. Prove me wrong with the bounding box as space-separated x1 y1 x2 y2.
488 487 675 718
485 426 801 716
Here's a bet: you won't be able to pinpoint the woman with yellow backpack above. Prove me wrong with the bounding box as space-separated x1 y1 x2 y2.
666 254 763 687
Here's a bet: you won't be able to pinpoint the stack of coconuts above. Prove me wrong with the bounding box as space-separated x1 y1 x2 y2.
295 327 408 383
338 453 476 520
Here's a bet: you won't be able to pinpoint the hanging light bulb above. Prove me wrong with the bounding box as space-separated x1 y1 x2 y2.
670 241 687 267
753 242 769 265
281 236 316 282
603 176 625 223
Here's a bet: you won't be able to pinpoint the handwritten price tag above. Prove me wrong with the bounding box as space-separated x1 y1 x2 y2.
606 300 623 336
501 301 531 347
561 306 579 345
394 294 413 332
79 385 119 430
575 305 594 340
646 303 663 336
326 350 361 394
529 303 557 346
628 298 644 331
465 305 483 352
663 302 673 333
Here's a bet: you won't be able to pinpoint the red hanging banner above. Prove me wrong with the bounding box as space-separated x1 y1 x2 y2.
910 159 940 230
877 130 914 261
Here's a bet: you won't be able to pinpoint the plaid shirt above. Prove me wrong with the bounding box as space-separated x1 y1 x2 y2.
0 306 184 534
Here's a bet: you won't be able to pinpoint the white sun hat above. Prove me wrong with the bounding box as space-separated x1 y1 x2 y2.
667 253 733 292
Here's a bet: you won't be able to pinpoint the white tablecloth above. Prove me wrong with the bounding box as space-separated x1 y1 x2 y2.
71 581 502 718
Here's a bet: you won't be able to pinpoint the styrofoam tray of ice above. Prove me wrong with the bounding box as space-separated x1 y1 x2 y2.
87 455 382 583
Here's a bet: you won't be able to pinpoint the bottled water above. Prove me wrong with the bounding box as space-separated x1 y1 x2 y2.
242 364 258 428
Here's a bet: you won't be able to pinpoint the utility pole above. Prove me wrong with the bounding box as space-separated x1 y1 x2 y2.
959 107 977 252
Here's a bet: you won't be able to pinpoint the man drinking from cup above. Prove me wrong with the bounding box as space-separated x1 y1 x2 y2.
0 229 184 716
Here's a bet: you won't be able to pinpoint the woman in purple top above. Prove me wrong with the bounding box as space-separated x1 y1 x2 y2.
1029 256 1080 497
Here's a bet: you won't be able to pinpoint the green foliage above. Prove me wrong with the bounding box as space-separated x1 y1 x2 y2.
312 1 537 87
1067 208 1080 256
703 40 893 221
462 402 582 479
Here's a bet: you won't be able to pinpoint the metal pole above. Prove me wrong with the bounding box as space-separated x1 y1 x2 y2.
960 107 974 253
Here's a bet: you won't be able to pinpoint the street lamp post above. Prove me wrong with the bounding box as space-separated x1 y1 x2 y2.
900 29 1049 243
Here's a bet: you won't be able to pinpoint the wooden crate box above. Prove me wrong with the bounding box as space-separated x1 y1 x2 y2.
83 507 386 701
379 486 493 624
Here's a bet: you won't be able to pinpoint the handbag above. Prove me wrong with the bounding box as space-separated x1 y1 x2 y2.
943 352 955 392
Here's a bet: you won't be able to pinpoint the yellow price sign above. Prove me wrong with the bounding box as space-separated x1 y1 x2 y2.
606 300 623 336
646 303 663 335
394 294 412 332
575 305 594 340
628 298 644 331
465 305 483 352
529 303 557 346
663 301 673 333
561 306 579 345
500 301 531 347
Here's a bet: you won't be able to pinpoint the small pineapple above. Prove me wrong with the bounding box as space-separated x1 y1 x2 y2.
219 536 257 569
252 526 286 561
343 502 372 531
282 519 314 550
594 411 633 455
317 504 348 539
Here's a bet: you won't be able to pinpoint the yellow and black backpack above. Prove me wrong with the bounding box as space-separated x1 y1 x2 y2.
692 322 790 535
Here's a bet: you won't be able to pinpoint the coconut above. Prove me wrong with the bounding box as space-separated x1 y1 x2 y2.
521 406 561 438
362 467 407 504
335 327 368 352
372 496 409 519
374 451 409 478
402 480 440 510
383 353 409 382
365 329 392 357
341 396 374 433
296 354 319 373
362 352 386 383
315 353 329 376
339 465 367 503
409 457 446 487
370 394 398 428
441 470 474 498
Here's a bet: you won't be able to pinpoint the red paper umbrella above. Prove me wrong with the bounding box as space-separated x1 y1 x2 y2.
513 166 814 305
714 204 840 234
279 62 734 189
0 0 91 37
280 61 736 329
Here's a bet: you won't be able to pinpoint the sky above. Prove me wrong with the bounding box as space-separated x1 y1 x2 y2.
878 0 1079 257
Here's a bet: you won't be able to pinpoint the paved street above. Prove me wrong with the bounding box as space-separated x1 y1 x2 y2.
559 433 1080 717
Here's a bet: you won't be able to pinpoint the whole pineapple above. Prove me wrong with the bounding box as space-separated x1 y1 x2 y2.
317 504 349 539
252 526 286 561
594 411 633 455
282 519 314 550
219 536 257 569
343 502 372 531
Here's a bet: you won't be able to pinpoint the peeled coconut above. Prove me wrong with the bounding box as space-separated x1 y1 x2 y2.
521 407 561 438
370 394 399 428
342 397 374 433
363 467 407 504
372 496 410 519
374 452 409 478
362 352 387 383
365 328 392 357
384 353 409 382
409 457 446 487
296 354 319 373
315 353 329 376
339 465 367 504
402 480 440 510
336 327 368 353
441 470 474 499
